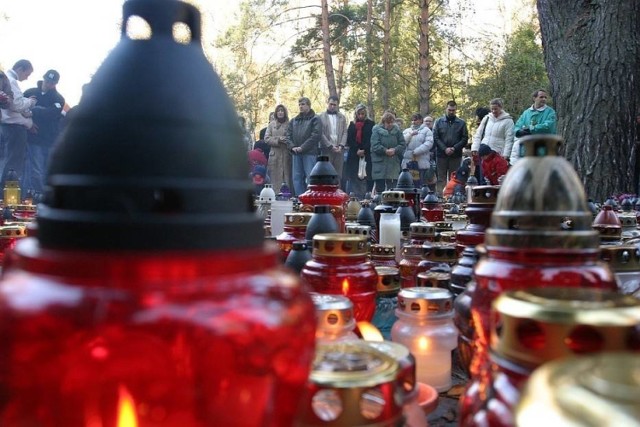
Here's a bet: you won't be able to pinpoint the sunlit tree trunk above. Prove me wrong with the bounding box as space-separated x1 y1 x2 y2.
366 0 375 120
382 0 391 111
321 0 338 98
537 0 640 200
418 0 430 115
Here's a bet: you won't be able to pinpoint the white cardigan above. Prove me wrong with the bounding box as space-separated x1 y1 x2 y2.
471 112 515 158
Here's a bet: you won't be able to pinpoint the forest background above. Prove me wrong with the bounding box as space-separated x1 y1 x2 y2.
1 0 639 201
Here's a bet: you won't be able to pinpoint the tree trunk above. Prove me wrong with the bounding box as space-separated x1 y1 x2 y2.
418 0 430 115
382 0 391 111
537 0 640 201
321 0 338 98
366 0 375 120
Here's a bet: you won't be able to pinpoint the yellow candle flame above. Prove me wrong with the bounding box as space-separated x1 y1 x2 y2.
358 321 384 342
117 385 138 427
417 336 430 352
341 278 350 295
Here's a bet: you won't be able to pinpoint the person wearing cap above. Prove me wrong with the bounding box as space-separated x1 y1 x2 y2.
0 59 38 193
478 143 509 185
22 69 65 198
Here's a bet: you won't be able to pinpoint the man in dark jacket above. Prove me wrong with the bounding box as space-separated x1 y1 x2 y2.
286 97 322 196
433 100 468 195
23 69 65 198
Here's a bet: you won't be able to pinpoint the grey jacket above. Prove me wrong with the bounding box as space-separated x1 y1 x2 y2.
286 109 322 155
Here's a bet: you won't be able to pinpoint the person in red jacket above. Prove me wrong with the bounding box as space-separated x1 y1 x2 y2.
478 144 509 185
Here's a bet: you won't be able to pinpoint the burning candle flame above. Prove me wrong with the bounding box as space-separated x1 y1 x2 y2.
417 336 430 352
358 321 384 342
341 278 350 295
117 385 138 427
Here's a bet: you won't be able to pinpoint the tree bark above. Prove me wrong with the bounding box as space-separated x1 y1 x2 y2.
366 0 375 120
382 0 391 111
321 0 338 98
418 0 431 115
537 0 640 201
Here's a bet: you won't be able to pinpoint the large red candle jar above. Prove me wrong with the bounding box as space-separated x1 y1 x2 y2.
460 287 640 427
470 135 617 385
298 156 349 233
301 233 378 322
0 2 316 426
276 212 313 261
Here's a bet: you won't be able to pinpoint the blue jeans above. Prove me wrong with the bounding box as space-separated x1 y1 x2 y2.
0 124 28 193
23 142 51 196
292 153 317 196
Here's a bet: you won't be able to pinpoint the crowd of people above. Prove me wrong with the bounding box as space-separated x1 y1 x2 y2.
0 59 65 201
245 89 558 199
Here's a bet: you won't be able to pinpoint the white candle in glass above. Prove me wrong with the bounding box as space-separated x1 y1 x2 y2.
379 213 401 262
412 335 453 391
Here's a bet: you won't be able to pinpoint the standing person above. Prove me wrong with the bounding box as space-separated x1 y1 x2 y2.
371 111 406 193
510 89 557 165
402 113 435 188
471 98 514 164
0 70 13 108
433 100 468 195
238 116 254 152
318 95 348 181
0 59 37 192
253 127 270 159
423 115 437 180
22 69 65 198
265 104 292 193
478 144 509 185
345 104 375 199
286 97 322 196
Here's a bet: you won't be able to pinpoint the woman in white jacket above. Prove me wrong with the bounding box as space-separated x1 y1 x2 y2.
471 98 515 160
402 113 435 186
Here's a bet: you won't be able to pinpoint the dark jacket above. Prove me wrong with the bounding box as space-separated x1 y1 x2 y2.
286 109 322 155
433 115 468 158
345 118 375 179
23 81 65 145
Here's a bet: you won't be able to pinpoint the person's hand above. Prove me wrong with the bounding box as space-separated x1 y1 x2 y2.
385 148 395 156
515 128 531 138
292 146 302 154
28 123 38 134
29 96 37 107
445 147 454 155
357 149 365 157
332 145 342 153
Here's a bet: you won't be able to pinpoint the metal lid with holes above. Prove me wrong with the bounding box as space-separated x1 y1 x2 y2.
410 222 436 238
400 244 426 259
516 353 640 427
416 271 451 289
467 185 499 204
370 244 395 258
0 225 27 239
285 212 313 227
375 267 401 294
600 245 640 272
381 190 405 205
346 224 371 237
491 287 640 368
485 135 600 249
312 233 368 257
302 341 403 426
311 293 356 332
366 340 417 402
423 242 457 263
396 287 454 318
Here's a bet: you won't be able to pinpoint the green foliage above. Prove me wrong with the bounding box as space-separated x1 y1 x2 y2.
467 20 550 120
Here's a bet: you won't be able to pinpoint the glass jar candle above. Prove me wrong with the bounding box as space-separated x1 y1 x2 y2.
378 213 402 262
391 287 457 391
371 266 401 340
460 287 640 427
409 222 436 245
398 244 426 288
369 244 398 269
276 212 312 261
301 233 378 322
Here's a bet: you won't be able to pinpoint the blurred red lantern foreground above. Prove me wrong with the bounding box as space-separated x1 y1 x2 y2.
0 1 316 426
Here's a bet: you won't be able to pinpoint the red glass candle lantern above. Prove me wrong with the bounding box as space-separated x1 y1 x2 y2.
301 233 378 322
460 287 640 426
369 244 398 268
276 212 312 261
0 224 27 267
455 185 499 252
468 135 617 397
420 191 444 222
0 2 316 426
298 156 349 233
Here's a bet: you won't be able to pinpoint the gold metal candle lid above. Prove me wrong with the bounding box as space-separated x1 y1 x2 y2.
491 287 640 368
397 287 454 317
600 245 640 272
381 190 406 204
516 353 640 427
423 242 457 263
409 222 436 238
304 342 402 426
375 266 400 294
0 224 27 238
370 244 395 258
467 185 500 204
284 212 313 227
310 293 356 332
485 135 599 249
312 233 368 257
416 271 451 289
